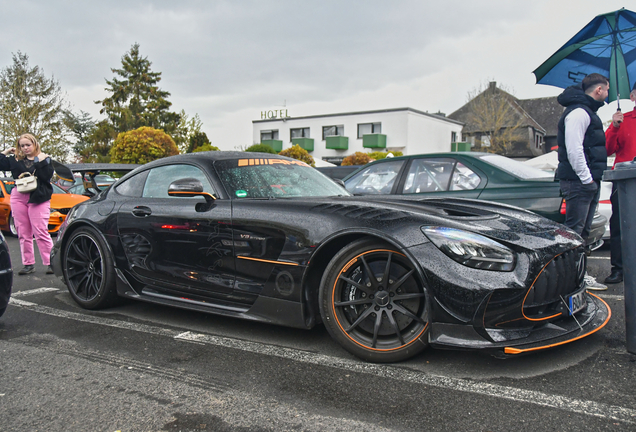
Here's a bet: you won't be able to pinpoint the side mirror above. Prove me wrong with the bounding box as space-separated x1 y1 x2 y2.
168 178 216 203
333 178 346 188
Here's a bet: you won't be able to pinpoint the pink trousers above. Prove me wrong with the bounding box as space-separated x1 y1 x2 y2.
10 189 53 266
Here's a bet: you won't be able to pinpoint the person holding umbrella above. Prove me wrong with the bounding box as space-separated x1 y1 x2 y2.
604 82 636 284
555 73 609 290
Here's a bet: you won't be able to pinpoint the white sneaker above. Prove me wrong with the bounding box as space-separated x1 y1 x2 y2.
584 273 607 291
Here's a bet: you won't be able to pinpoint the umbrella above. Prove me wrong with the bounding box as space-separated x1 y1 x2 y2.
533 8 636 106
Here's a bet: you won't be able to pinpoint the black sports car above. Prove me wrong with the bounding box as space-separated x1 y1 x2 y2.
51 152 610 362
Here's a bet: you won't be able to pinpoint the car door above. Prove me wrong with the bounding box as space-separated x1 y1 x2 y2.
397 157 485 199
116 163 238 304
0 181 11 230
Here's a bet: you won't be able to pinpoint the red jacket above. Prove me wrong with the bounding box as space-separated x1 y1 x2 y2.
606 107 636 167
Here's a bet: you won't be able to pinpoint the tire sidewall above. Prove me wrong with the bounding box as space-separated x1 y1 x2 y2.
319 238 429 363
62 227 117 309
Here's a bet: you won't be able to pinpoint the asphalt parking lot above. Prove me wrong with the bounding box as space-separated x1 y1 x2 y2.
2 236 635 431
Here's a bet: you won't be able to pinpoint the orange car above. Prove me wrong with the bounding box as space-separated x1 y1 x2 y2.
0 177 89 236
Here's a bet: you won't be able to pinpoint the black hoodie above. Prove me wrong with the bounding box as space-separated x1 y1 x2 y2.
555 84 607 182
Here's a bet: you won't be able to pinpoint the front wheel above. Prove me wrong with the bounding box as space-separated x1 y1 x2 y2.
62 227 118 309
319 239 429 362
8 213 17 237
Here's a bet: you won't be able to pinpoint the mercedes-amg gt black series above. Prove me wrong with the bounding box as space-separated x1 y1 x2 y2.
51 152 610 362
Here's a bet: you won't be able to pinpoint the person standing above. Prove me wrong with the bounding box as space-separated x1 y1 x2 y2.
604 82 636 284
555 73 609 290
0 133 54 275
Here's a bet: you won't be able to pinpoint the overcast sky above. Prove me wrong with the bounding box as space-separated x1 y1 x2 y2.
0 0 630 150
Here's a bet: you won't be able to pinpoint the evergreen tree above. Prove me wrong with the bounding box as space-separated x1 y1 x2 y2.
187 131 211 153
96 43 181 135
0 52 72 159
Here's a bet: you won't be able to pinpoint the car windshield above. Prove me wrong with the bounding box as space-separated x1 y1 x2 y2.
52 183 67 194
479 154 555 180
215 158 350 199
2 180 15 194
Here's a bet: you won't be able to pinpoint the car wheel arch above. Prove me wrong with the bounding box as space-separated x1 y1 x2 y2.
59 220 117 269
301 230 426 326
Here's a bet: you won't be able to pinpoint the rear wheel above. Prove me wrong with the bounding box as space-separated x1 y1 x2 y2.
62 227 118 309
319 238 429 362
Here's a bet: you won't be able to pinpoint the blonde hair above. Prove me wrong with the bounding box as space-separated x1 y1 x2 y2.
15 133 41 161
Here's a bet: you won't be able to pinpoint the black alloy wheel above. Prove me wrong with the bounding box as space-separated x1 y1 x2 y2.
63 227 118 309
320 238 429 362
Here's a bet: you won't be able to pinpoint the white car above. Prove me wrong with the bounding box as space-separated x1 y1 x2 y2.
598 180 612 240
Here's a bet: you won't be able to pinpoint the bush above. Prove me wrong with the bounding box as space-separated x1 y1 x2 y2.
367 151 403 160
278 144 315 167
342 152 373 166
110 126 180 164
187 131 211 153
193 143 221 152
245 143 278 154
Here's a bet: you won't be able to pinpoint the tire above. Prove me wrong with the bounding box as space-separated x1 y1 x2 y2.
319 238 429 362
62 227 118 309
8 213 17 237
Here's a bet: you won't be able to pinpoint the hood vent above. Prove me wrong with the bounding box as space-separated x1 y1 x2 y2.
312 203 410 222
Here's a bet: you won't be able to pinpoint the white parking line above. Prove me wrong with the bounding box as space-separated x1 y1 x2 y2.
7 296 636 424
11 288 60 297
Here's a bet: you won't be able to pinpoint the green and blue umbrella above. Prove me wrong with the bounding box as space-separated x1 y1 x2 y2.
533 8 636 106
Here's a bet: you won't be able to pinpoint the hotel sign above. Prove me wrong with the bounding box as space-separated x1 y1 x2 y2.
261 109 290 120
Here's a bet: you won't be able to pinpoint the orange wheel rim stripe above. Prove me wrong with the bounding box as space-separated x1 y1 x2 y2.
331 249 428 352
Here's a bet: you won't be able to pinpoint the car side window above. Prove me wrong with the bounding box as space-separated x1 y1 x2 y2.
115 171 149 197
402 158 455 194
344 160 404 195
142 164 215 198
450 162 481 191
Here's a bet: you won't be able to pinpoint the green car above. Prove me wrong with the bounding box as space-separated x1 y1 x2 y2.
343 152 606 249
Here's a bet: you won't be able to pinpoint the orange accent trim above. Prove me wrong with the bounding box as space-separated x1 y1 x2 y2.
236 158 309 168
504 293 611 354
331 249 427 352
521 252 568 322
237 256 298 266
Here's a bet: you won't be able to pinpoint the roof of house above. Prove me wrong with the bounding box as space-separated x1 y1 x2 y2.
517 97 564 137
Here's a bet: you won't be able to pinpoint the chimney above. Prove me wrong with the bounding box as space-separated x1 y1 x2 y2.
489 81 497 92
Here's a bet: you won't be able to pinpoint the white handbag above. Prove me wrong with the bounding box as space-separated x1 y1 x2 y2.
15 171 38 193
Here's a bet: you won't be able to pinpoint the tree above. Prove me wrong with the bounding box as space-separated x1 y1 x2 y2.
187 131 211 153
96 43 181 136
278 144 315 167
81 120 117 163
460 82 526 154
245 143 277 154
110 126 179 164
0 52 72 159
192 143 220 152
342 152 373 166
64 110 97 156
174 110 204 153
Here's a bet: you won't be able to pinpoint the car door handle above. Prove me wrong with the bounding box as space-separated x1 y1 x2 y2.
131 206 152 217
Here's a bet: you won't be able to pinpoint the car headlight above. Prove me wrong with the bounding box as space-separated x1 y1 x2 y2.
422 226 515 271
50 209 60 214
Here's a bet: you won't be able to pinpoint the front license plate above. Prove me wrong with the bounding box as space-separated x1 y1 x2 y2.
567 291 586 315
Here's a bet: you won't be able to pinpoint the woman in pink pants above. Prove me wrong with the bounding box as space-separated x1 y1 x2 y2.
0 134 54 275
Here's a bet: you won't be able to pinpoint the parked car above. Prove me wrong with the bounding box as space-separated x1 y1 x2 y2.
0 230 12 318
315 165 360 180
0 177 89 236
51 151 610 362
343 152 606 249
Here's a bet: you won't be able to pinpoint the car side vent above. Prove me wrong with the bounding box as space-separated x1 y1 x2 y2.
312 204 409 221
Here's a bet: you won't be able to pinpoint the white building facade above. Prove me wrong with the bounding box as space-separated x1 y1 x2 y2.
252 108 464 164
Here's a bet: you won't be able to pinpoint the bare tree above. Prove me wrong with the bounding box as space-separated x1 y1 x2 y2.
463 82 527 154
0 52 72 160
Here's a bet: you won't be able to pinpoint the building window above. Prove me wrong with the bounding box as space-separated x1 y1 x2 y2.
357 122 381 138
480 135 491 147
291 128 310 140
323 125 344 140
535 132 544 149
261 130 279 141
469 136 475 148
451 131 457 143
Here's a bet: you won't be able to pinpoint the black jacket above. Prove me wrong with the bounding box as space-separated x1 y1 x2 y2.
555 84 607 182
0 154 54 204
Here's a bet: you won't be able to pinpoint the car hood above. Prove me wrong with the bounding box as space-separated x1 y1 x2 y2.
312 196 582 250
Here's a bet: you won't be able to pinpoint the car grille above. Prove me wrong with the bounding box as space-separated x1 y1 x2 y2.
523 248 585 318
53 208 71 215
